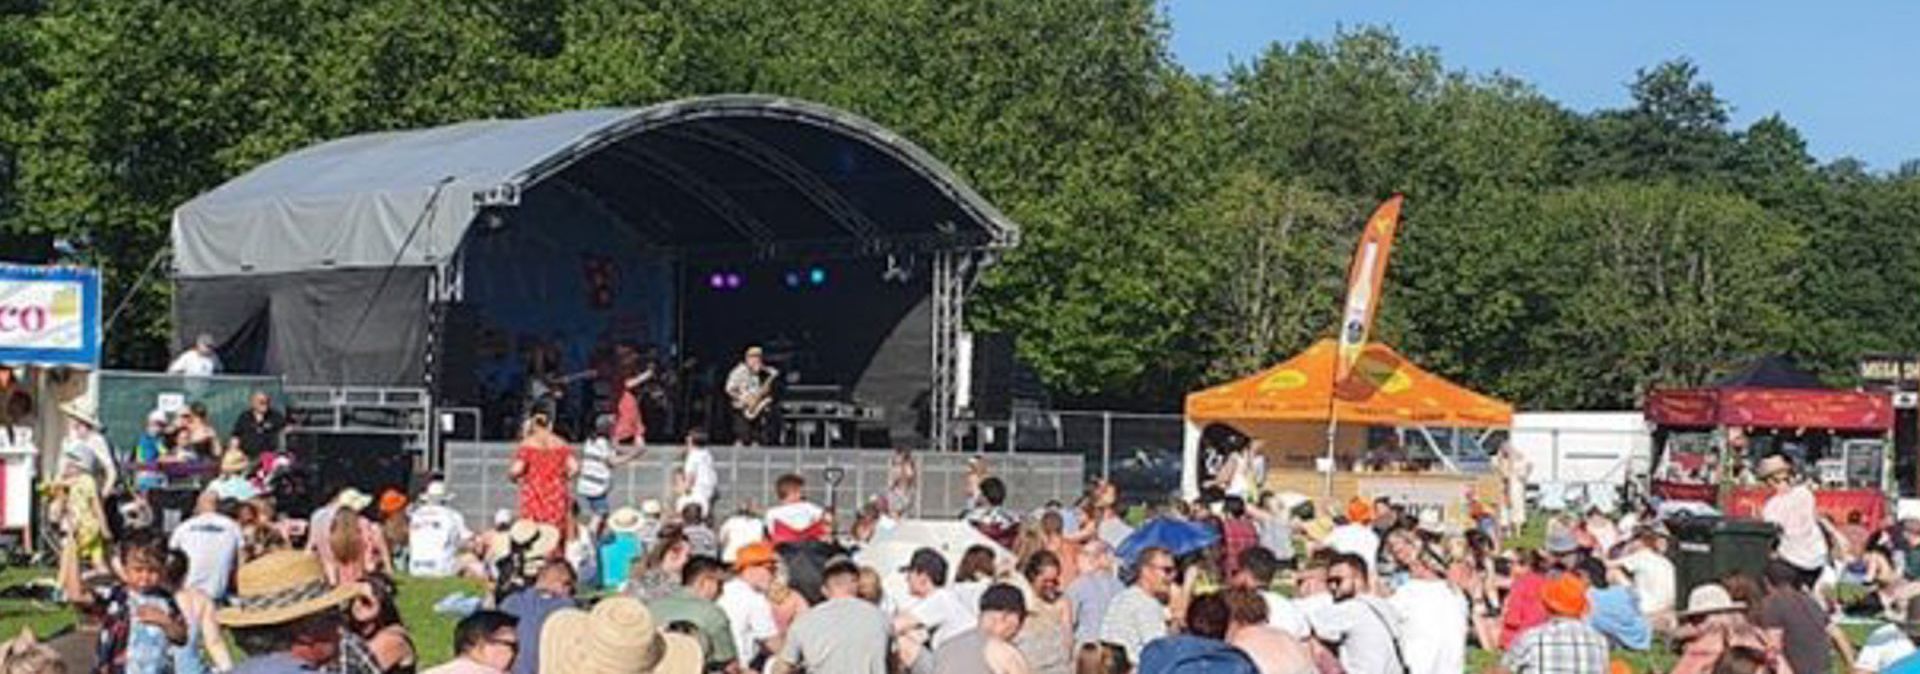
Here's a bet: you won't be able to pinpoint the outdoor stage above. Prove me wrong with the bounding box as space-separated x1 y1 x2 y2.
172 96 1020 455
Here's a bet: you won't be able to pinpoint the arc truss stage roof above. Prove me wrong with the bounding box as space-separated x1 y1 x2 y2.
173 95 1019 278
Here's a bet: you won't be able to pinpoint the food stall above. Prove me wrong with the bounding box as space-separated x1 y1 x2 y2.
0 263 103 550
1646 356 1893 529
1182 339 1514 524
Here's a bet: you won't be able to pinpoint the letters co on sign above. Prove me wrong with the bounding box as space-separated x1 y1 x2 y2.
0 264 102 368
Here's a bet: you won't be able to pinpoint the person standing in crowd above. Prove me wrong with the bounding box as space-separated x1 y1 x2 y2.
1497 574 1608 674
1757 455 1829 590
423 611 519 674
933 584 1031 674
1325 500 1382 579
1100 546 1175 662
1669 584 1783 674
1090 482 1133 549
218 551 362 674
647 555 741 672
675 430 718 514
1067 539 1125 645
407 482 471 579
1232 547 1309 640
1014 551 1074 674
228 391 287 459
499 561 575 674
169 491 245 602
764 474 829 545
57 400 117 495
1308 552 1404 674
1494 441 1530 540
577 415 641 529
1609 525 1676 633
1385 533 1467 674
1140 591 1258 674
509 413 576 535
1249 492 1298 569
1758 558 1843 674
774 559 891 674
597 507 646 591
718 542 782 670
1223 588 1312 674
887 448 918 516
167 334 222 376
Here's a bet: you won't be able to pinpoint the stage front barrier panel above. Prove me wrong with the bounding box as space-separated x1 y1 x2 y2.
441 442 1086 527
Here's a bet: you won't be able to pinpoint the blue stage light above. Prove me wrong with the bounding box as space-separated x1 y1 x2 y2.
808 267 827 285
783 271 801 288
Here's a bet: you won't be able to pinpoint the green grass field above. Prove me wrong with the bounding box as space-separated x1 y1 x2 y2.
0 566 75 641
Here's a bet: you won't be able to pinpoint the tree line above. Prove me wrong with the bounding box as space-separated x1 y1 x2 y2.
1 1 1914 412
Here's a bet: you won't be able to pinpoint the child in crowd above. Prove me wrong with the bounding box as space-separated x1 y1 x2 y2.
60 534 186 674
164 549 233 673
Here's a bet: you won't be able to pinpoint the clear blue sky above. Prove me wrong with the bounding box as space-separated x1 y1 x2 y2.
1162 1 1920 171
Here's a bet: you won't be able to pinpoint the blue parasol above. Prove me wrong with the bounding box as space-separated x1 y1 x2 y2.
1116 517 1219 562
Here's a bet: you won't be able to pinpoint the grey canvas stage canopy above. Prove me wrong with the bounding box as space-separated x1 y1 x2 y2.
173 95 1017 278
170 96 1017 398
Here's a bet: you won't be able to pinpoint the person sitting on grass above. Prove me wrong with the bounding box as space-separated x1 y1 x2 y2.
422 611 519 674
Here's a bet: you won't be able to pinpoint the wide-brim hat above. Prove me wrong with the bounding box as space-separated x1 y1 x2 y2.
335 488 373 512
540 596 703 674
509 520 561 559
641 499 664 517
608 507 646 534
1543 529 1581 555
217 550 362 628
59 400 100 428
1677 583 1746 618
220 449 250 475
1756 455 1794 480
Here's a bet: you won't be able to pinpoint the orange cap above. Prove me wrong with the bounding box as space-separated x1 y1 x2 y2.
378 489 408 515
1345 497 1373 524
1609 660 1632 674
1542 574 1590 617
734 541 778 572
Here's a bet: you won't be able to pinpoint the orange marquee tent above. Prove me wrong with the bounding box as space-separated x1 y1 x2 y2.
1185 339 1514 428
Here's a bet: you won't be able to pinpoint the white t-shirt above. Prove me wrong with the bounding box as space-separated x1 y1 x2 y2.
1262 590 1311 639
407 504 472 578
1099 587 1168 662
907 586 978 650
1309 595 1405 674
1616 548 1677 615
719 515 766 563
765 501 827 538
169 513 244 600
683 448 717 506
718 578 779 668
1326 524 1383 575
167 349 220 376
1764 485 1829 570
1856 624 1917 672
1387 578 1467 674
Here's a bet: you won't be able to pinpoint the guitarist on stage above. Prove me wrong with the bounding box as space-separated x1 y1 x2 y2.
724 345 779 446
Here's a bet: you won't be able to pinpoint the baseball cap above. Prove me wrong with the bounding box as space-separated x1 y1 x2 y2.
980 583 1026 615
901 548 949 582
735 541 778 572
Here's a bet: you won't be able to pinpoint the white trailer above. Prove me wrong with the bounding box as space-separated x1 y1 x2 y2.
1502 411 1652 488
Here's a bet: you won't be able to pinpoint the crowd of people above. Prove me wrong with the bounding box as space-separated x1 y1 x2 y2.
28 379 1920 674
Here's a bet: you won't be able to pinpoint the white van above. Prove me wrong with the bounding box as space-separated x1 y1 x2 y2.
1494 412 1652 489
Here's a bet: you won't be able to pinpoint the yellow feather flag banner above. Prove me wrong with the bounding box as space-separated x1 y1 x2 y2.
1335 195 1405 384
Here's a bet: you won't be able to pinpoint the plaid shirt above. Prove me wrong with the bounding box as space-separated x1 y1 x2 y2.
1503 617 1611 674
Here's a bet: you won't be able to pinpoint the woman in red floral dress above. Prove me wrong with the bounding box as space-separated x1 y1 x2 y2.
509 413 576 532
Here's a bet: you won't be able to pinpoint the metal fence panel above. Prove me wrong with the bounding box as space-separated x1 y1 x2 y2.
441 443 1086 528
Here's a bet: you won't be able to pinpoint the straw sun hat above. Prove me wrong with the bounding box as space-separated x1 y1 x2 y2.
220 449 250 475
1678 583 1747 618
540 596 703 674
216 550 362 628
59 399 100 428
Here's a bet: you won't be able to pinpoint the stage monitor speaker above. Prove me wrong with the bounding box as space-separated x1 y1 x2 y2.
284 431 415 516
968 332 1017 419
